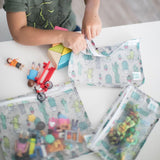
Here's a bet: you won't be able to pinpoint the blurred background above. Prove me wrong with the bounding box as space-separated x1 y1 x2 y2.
72 0 160 27
0 0 160 41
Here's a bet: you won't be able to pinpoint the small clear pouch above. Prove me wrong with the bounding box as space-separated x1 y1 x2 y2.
88 85 160 160
0 82 92 160
68 39 145 87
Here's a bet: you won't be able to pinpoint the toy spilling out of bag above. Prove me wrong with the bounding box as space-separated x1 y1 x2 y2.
0 82 92 160
68 39 145 87
88 85 160 160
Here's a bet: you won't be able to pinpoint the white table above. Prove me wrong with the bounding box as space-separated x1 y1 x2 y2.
0 21 160 160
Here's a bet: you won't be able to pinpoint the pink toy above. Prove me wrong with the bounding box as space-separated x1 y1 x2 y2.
48 117 58 130
15 132 30 159
54 26 68 31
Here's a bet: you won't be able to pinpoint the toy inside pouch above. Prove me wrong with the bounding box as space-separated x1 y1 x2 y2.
88 85 160 160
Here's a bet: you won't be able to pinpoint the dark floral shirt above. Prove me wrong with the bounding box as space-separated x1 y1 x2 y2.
4 0 76 31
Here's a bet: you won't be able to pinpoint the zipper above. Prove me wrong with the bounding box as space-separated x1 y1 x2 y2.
0 82 73 106
89 85 133 149
89 87 128 145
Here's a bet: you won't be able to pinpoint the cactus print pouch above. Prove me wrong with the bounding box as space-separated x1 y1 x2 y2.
0 82 92 160
88 85 160 160
68 39 145 87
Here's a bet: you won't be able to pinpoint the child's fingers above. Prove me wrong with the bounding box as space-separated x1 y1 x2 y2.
72 40 86 54
81 28 85 35
96 27 101 36
91 27 97 39
86 27 91 40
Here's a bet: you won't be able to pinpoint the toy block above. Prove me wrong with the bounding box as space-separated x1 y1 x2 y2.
57 52 72 70
48 49 61 68
62 47 72 56
49 44 64 53
54 26 68 31
52 43 61 47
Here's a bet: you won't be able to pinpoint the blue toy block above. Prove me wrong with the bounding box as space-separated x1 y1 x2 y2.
57 52 72 70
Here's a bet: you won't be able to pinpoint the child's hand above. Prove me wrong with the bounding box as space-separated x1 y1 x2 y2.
62 32 87 54
82 8 102 40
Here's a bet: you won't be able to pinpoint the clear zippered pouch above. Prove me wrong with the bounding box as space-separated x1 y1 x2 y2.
88 85 160 160
68 39 145 88
0 81 92 160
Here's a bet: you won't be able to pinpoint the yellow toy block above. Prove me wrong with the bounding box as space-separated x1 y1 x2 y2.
62 47 72 56
49 44 64 53
48 49 61 68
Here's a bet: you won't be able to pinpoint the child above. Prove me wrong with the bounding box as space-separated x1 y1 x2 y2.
3 0 101 54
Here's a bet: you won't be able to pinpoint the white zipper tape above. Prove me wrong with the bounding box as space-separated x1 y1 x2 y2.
0 82 74 106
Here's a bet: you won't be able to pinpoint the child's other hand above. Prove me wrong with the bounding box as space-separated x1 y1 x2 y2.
62 32 87 54
82 9 102 40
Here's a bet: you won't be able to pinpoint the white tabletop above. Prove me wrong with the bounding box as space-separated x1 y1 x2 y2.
0 21 160 160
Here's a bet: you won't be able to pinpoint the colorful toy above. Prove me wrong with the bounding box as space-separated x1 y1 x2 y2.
29 137 36 156
106 101 140 160
48 112 71 138
7 58 24 70
46 139 65 153
34 61 56 102
64 130 84 143
28 121 47 158
48 44 72 70
108 101 139 146
14 131 30 160
64 119 84 143
27 62 40 87
48 26 72 70
45 134 55 144
0 82 91 160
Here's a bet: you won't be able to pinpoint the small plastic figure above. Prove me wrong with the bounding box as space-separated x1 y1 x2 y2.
7 58 24 70
15 131 30 160
27 62 40 87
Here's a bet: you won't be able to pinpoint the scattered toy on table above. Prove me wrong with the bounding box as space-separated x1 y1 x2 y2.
33 61 56 102
26 61 55 102
7 58 24 70
48 26 72 70
27 62 41 87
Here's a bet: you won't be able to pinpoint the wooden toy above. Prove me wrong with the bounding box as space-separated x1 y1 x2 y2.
48 44 72 70
47 26 72 70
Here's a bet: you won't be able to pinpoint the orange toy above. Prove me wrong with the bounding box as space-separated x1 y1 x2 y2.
46 139 65 153
7 58 24 70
